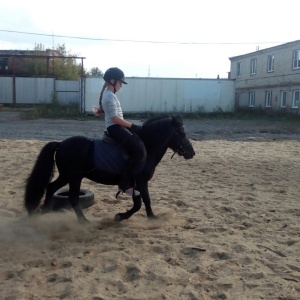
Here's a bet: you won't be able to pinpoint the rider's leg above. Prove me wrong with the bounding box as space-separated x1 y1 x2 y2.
107 125 146 194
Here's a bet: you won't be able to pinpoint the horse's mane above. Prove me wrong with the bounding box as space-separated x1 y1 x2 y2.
142 114 170 126
143 114 183 128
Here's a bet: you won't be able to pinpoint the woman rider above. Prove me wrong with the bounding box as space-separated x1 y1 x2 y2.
94 67 146 196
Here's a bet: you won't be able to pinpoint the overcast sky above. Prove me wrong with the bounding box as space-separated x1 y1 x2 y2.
0 0 298 79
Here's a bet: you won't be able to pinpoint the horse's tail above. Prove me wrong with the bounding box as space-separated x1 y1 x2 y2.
24 141 60 214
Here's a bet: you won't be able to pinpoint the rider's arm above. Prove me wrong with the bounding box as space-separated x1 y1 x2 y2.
111 115 134 129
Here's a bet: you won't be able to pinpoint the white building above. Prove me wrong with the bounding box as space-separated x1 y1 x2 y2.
229 40 300 113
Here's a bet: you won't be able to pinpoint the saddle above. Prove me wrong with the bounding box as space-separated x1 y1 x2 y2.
93 132 129 174
93 131 145 175
102 131 118 145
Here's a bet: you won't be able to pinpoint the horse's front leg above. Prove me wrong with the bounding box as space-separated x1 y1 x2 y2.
141 182 156 219
114 194 142 221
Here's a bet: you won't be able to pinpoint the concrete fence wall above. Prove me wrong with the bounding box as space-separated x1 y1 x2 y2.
0 77 13 103
84 77 235 113
0 77 80 105
0 76 235 113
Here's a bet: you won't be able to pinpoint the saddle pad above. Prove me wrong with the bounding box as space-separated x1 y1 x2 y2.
93 140 128 174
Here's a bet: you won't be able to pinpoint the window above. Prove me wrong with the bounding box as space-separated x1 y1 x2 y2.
236 62 242 77
265 91 272 107
267 54 274 72
280 90 287 107
292 90 299 108
248 91 255 107
0 58 8 71
250 59 257 75
292 50 300 69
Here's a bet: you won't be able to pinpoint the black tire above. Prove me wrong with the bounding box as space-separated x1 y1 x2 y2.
51 188 95 211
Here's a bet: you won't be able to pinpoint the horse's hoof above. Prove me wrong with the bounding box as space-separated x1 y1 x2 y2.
39 206 51 214
114 213 129 221
79 218 90 224
114 214 122 221
147 213 157 219
28 211 39 218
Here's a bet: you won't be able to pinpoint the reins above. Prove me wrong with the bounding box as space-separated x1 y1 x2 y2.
171 151 177 159
170 125 186 159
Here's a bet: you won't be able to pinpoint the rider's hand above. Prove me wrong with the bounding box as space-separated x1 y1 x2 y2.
129 124 142 134
93 106 104 116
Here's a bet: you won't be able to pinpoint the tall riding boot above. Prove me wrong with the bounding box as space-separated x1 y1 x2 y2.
118 161 140 196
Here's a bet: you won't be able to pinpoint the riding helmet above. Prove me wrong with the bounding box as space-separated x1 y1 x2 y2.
103 67 127 84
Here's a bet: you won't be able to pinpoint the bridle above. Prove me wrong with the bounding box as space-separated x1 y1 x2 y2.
170 126 192 159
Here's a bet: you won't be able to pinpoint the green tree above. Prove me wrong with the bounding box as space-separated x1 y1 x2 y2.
23 43 48 76
52 44 85 80
25 43 87 80
88 67 103 77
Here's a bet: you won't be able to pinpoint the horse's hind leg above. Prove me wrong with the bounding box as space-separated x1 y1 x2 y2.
41 176 68 213
69 176 88 224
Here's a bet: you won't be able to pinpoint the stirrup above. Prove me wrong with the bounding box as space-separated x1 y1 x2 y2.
116 187 140 198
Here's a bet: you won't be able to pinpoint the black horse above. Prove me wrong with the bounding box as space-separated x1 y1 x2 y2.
24 115 195 223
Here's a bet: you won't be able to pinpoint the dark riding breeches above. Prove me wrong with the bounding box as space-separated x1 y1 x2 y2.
107 124 146 189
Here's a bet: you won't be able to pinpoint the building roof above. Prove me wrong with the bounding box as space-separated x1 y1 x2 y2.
229 39 300 61
0 49 85 59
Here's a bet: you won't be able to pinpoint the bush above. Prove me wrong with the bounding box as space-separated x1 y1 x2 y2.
24 97 81 119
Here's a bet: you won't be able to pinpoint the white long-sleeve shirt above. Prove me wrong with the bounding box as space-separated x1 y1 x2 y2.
102 89 124 128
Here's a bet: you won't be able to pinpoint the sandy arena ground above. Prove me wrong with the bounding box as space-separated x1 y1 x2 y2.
0 111 300 299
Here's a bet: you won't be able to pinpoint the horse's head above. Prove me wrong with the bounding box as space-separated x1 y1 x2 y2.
169 115 195 159
141 114 195 159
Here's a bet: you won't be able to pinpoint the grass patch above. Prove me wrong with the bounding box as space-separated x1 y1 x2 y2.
21 92 89 120
21 92 86 119
125 110 300 122
23 102 80 119
21 108 300 123
3 101 300 124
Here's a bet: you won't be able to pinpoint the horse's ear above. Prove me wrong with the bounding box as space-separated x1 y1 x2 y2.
171 114 183 125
